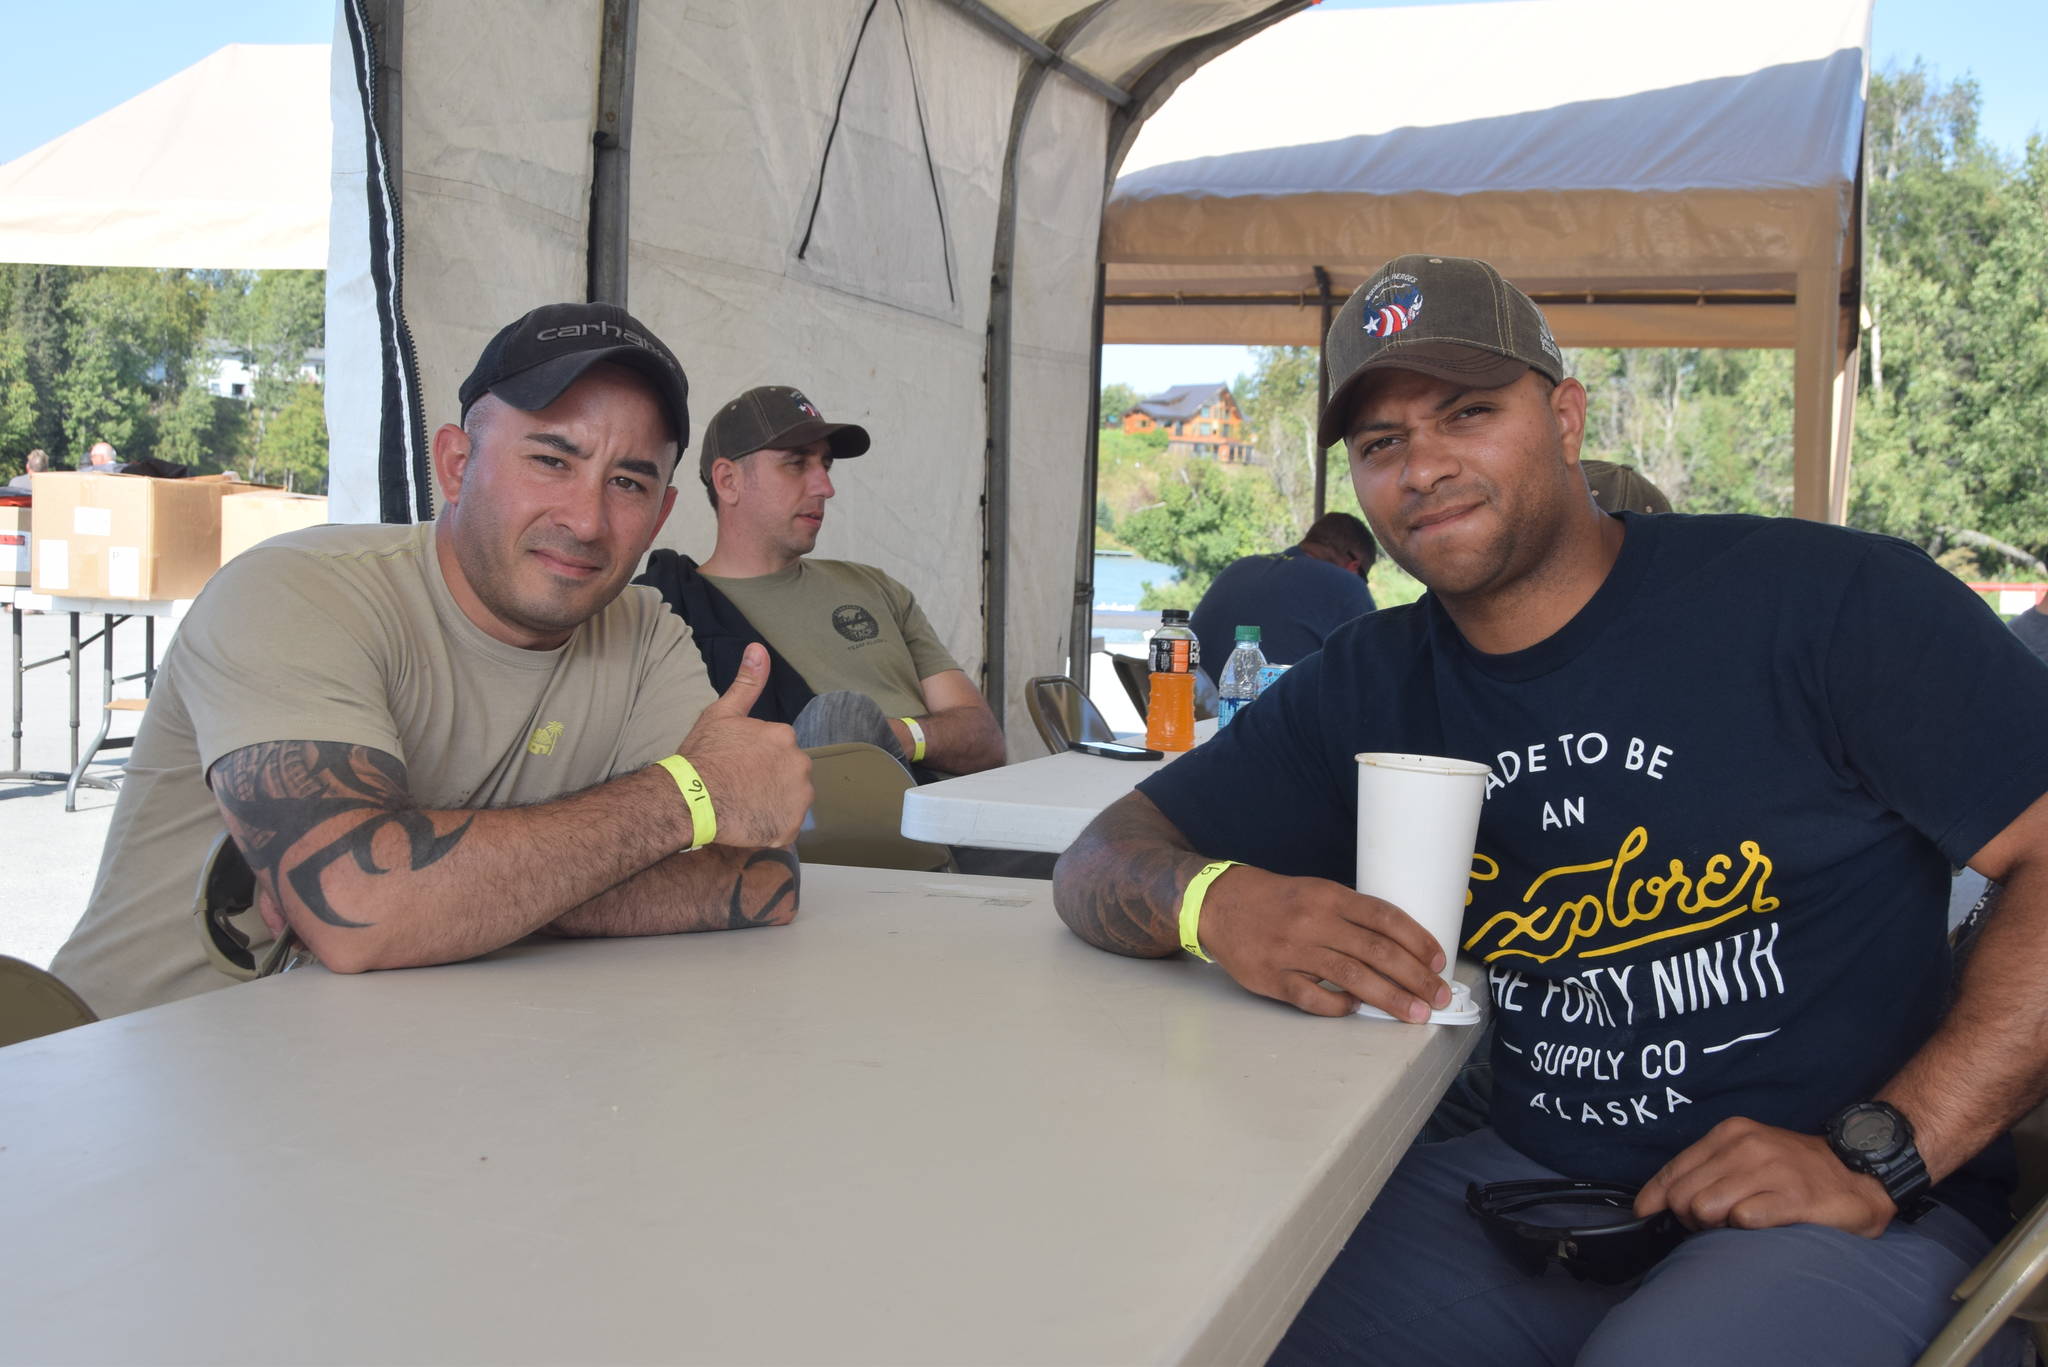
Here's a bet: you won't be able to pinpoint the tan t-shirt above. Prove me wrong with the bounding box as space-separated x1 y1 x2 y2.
51 521 716 1018
702 559 960 717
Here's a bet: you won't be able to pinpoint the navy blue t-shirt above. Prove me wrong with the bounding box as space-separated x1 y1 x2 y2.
1190 546 1375 684
1142 513 2048 1231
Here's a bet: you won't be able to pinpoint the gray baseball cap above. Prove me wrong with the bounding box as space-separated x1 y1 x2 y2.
1317 254 1565 449
698 385 870 488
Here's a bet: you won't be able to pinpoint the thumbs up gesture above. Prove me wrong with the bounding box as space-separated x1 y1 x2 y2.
675 645 813 848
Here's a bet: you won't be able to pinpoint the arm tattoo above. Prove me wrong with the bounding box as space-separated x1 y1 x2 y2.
729 847 800 929
1053 795 1194 958
210 741 475 931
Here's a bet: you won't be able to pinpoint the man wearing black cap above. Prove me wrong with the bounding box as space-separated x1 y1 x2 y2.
636 384 1005 779
1051 256 2048 1362
54 304 814 1018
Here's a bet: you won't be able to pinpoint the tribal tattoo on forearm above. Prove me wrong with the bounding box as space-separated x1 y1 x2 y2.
729 847 800 929
210 741 473 930
1052 797 1193 958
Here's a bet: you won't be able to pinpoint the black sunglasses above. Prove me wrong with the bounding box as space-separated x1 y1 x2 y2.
1465 1179 1686 1285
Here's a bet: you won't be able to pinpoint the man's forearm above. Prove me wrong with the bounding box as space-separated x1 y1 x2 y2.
914 704 1006 775
212 742 699 973
1880 863 2048 1181
548 846 801 937
1052 793 1207 957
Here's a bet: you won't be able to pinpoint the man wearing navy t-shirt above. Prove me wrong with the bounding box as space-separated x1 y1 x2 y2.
1052 254 2048 1365
1188 511 1378 684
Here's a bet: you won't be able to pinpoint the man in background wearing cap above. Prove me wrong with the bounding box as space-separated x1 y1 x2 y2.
53 304 813 1018
1582 457 1674 515
636 384 1005 780
1052 255 2048 1362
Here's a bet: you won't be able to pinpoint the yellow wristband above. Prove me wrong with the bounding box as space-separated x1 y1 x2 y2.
1178 860 1238 963
900 717 927 764
655 754 716 850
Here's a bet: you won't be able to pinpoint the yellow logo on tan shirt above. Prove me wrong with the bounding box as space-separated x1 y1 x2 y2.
527 721 565 756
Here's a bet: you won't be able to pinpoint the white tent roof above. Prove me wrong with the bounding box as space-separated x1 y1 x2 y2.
1102 0 1872 520
0 44 330 270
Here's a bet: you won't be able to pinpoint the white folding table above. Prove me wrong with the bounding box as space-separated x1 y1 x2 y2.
902 719 1217 854
0 864 1478 1366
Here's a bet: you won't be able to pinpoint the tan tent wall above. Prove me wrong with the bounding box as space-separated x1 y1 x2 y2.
328 0 1308 752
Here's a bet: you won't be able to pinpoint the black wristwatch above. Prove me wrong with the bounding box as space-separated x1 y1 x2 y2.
1825 1101 1935 1220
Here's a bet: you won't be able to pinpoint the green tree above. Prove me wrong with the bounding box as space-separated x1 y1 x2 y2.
1236 345 1326 530
0 264 73 460
0 330 44 474
1099 381 1140 425
1118 460 1290 608
56 268 208 458
154 376 249 474
250 380 329 492
208 268 326 482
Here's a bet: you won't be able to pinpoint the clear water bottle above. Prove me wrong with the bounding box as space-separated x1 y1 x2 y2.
1215 625 1267 728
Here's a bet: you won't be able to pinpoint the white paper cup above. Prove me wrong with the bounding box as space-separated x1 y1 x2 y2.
1354 752 1490 966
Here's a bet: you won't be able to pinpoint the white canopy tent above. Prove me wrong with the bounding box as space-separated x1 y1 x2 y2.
325 0 1872 743
0 44 330 270
1102 0 1872 523
326 0 1313 749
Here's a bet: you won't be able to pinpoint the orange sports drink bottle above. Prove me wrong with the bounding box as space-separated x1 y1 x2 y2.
1145 609 1199 752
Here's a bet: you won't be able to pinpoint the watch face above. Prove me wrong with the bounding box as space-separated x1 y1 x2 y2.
1842 1108 1899 1153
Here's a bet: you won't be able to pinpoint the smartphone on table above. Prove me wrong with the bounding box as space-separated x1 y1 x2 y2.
1071 740 1165 761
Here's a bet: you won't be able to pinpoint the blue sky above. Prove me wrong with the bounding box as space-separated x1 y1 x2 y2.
1 0 2039 394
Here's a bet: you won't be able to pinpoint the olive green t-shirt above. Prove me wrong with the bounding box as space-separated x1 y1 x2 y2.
51 521 716 1018
702 559 960 718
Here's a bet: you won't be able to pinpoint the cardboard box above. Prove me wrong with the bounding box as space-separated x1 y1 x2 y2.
0 506 29 587
28 472 265 601
221 491 330 564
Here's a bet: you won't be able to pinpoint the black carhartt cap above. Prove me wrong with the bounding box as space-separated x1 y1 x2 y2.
459 302 690 451
698 385 871 487
1317 255 1565 449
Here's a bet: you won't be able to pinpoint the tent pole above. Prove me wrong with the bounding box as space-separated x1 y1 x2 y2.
985 7 1110 740
1073 263 1107 695
1829 149 1868 525
1792 252 1844 523
1104 0 1312 176
588 0 639 306
1314 264 1333 521
938 0 1131 108
984 72 1053 737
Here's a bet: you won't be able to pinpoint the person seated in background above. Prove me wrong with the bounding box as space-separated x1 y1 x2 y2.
1189 511 1377 685
2009 599 2048 664
4 448 49 492
80 440 122 474
636 384 1005 782
1052 253 2048 1366
52 303 813 1018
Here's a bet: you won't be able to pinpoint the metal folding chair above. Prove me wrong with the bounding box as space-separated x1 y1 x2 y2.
1022 675 1118 753
797 743 952 872
1915 1188 2048 1366
0 954 96 1047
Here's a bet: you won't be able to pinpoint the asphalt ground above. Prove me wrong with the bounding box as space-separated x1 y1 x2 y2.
0 605 167 969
